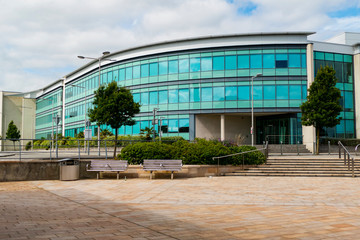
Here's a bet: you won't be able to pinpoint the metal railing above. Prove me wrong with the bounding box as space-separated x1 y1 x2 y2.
338 141 356 177
265 135 303 145
212 141 268 176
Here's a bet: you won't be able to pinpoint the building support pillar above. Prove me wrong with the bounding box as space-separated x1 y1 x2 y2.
220 114 225 141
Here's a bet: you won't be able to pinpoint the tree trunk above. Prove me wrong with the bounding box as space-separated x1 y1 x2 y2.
113 128 118 159
316 127 320 155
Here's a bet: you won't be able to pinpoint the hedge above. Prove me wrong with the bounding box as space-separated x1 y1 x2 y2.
118 138 266 166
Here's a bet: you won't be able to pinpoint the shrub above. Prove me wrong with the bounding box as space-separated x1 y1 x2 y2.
25 141 32 151
119 142 173 164
321 138 360 146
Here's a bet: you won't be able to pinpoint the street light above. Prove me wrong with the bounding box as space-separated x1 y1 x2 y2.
251 73 262 146
77 52 116 155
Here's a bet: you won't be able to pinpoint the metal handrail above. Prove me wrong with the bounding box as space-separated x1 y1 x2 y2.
265 135 303 144
212 141 268 176
338 141 356 177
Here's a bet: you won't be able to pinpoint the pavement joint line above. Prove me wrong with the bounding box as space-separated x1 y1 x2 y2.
32 183 181 240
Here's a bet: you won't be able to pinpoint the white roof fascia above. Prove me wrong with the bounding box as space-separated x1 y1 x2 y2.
312 41 354 55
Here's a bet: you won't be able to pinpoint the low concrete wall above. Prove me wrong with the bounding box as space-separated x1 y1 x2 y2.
0 160 247 181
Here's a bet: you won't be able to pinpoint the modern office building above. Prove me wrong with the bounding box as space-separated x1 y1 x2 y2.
31 32 360 151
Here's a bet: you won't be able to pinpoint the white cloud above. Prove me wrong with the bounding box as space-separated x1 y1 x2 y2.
0 0 359 92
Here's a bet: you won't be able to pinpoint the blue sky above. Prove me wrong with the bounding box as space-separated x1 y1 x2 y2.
0 0 359 92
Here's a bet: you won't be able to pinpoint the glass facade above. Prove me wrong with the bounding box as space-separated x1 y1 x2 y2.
314 51 355 138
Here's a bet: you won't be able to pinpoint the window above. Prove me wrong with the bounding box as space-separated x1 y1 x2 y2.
179 119 189 133
168 89 179 103
179 89 189 103
168 119 178 133
225 86 237 101
133 122 140 134
159 61 168 75
149 91 158 105
141 64 149 77
161 119 168 133
213 87 224 101
263 54 275 68
125 67 132 80
238 86 250 100
119 69 125 81
179 59 189 73
190 58 200 72
250 54 262 68
201 57 212 71
289 54 301 68
213 56 224 70
238 55 249 69
201 87 212 101
276 54 288 68
276 85 289 99
133 65 140 78
141 92 149 105
289 85 301 99
149 63 158 76
253 86 262 100
169 60 178 74
159 90 168 104
225 56 236 70
190 88 200 102
263 86 275 100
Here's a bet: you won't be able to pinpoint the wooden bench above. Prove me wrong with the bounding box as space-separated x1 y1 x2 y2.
142 159 182 180
86 160 128 179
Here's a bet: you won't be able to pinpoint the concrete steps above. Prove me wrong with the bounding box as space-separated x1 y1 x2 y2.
225 157 359 177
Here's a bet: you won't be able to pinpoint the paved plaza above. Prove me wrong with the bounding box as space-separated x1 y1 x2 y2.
1 177 360 239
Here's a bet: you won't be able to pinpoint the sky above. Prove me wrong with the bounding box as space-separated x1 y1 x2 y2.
0 0 359 93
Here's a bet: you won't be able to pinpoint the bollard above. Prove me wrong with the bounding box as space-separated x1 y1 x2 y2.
297 141 299 156
105 140 107 160
280 141 283 156
50 141 52 160
328 141 331 155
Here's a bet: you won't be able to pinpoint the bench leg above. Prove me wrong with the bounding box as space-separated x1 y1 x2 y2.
117 172 119 180
150 171 153 180
171 171 174 180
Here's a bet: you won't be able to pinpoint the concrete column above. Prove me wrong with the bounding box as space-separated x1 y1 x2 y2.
302 43 316 153
220 114 225 141
354 54 360 138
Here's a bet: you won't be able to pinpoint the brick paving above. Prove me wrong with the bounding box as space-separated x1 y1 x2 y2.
1 177 360 239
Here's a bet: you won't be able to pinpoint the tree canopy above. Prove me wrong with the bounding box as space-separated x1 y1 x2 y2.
300 65 342 154
88 81 140 157
6 120 21 140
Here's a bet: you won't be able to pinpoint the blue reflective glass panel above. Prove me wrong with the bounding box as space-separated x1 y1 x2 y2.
238 86 250 100
159 90 168 104
133 65 140 79
133 93 140 103
141 120 149 129
190 88 200 102
159 61 168 75
119 69 125 81
169 60 178 74
201 87 212 101
253 86 262 100
289 54 301 68
263 85 275 99
238 55 249 69
125 125 132 135
141 64 149 77
149 63 158 76
301 54 306 68
141 92 149 105
201 57 212 71
263 54 275 68
289 85 301 99
179 88 189 103
276 85 289 99
213 56 224 70
179 59 189 73
168 119 179 133
168 89 179 103
133 122 140 134
302 85 307 99
346 120 354 134
125 67 132 80
250 54 262 68
276 54 288 60
190 58 200 72
213 87 224 101
225 56 236 70
345 91 354 109
149 91 158 105
225 86 237 100
336 120 345 133
179 119 189 133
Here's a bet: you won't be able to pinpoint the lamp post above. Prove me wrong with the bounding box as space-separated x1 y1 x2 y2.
251 73 262 146
77 52 116 155
71 84 88 152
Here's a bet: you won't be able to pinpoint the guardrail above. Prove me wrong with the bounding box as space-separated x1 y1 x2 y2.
338 141 356 177
212 141 268 176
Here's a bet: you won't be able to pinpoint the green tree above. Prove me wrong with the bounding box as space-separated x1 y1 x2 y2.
300 66 342 154
88 81 140 158
140 127 154 141
6 120 21 150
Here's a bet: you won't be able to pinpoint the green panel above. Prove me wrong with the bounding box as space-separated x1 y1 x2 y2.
288 49 301 53
290 80 302 84
289 69 301 75
238 101 250 108
140 59 149 64
158 86 168 90
168 85 178 89
335 83 344 90
263 80 276 85
148 58 158 63
168 56 178 60
178 103 189 110
201 83 213 87
168 74 178 81
201 71 212 78
140 105 149 112
225 51 237 55
179 84 190 88
124 80 132 86
345 112 354 119
201 102 212 109
254 101 263 108
301 69 307 75
276 49 288 53
263 69 275 76
277 100 289 107
301 49 306 53
213 82 224 87
276 81 288 85
189 53 200 58
250 50 262 54
237 69 249 76
168 104 179 111
225 81 237 86
158 75 168 82
179 73 189 80
201 52 212 57
189 102 200 109
250 69 262 76
237 81 250 85
343 55 353 63
339 112 345 118
133 79 140 85
213 101 225 108
190 72 200 79
178 133 189 140
125 63 133 67
149 76 158 83
179 54 189 59
190 83 200 88
276 69 289 75
225 101 237 108
213 51 224 56
344 83 353 91
225 70 237 77
213 71 225 78
158 57 167 61
263 49 275 54
289 100 302 107
334 54 343 62
141 78 149 84
167 115 180 119
158 104 167 111
263 101 276 107
237 50 249 54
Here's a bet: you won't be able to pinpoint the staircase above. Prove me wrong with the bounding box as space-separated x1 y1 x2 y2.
226 155 360 177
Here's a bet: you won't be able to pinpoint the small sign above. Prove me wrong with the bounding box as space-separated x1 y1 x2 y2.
84 129 92 140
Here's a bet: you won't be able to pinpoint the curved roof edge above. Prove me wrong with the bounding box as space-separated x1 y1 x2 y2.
64 31 315 80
